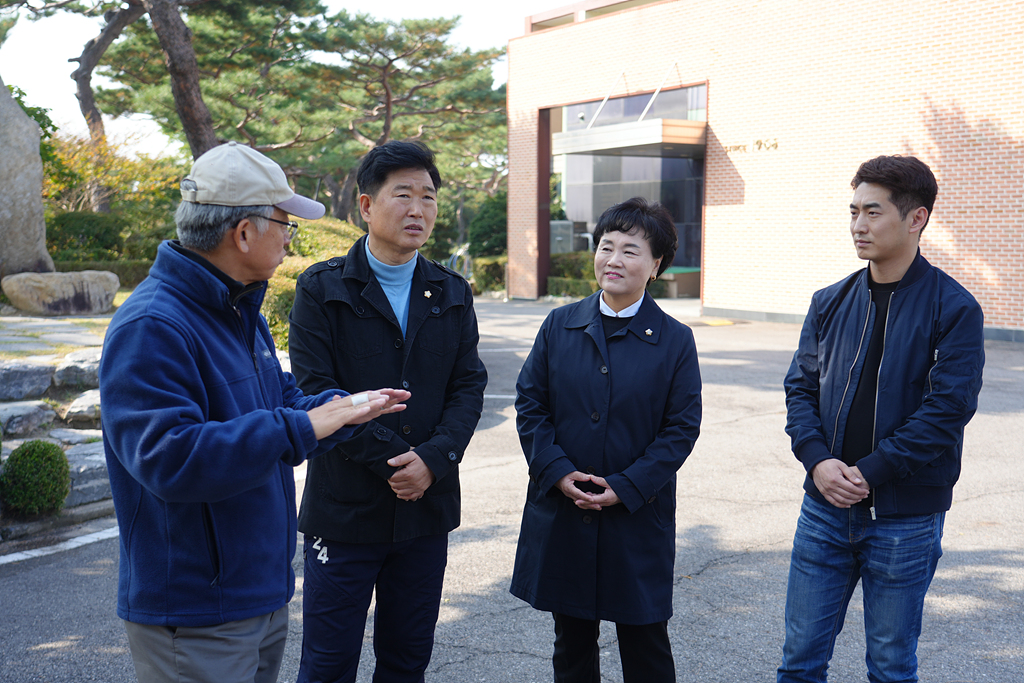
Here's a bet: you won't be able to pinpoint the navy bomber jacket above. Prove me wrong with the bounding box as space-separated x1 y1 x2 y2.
784 251 985 515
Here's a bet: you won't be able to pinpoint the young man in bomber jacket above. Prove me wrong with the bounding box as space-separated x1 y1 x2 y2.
778 155 985 683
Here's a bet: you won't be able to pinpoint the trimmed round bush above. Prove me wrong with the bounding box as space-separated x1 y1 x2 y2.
0 440 71 518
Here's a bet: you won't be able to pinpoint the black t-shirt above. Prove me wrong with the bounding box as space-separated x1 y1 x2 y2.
841 276 900 469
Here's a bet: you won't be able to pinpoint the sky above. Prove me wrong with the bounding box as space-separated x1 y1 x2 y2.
0 0 553 156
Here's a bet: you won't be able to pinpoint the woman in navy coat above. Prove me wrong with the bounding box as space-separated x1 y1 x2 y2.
511 197 702 682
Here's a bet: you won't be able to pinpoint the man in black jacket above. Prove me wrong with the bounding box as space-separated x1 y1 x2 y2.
778 155 985 682
288 141 486 683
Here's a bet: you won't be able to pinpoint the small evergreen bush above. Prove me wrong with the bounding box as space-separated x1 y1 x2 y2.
0 440 71 518
47 211 127 261
471 256 506 294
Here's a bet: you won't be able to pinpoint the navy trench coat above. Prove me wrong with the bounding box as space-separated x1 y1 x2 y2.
510 292 702 624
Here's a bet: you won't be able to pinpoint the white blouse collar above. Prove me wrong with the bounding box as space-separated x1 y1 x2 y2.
599 291 644 318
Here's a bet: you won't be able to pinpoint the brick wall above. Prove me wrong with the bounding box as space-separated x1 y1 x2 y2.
508 0 1024 333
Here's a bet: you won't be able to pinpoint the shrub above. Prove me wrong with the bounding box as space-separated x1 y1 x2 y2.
47 211 127 261
472 255 506 294
549 251 595 280
264 216 364 350
0 440 71 518
546 276 599 298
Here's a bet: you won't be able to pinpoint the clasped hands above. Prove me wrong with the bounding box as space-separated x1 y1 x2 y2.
812 459 870 508
307 388 410 440
556 471 621 510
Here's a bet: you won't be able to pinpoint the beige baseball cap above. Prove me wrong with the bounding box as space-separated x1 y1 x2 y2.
180 141 326 220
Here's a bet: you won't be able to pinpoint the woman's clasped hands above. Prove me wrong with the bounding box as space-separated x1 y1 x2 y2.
556 471 622 510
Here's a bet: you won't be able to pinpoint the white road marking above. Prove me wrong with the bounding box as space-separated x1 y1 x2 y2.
0 525 119 566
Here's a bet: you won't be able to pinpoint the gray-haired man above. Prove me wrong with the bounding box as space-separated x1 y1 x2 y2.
100 141 408 683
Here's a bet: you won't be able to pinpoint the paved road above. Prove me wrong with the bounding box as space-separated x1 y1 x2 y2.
1 298 1021 682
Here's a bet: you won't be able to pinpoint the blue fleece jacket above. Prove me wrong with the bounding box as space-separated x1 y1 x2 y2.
100 241 354 627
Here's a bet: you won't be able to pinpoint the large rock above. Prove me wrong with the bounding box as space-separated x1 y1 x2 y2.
1 270 120 315
53 348 102 388
63 389 101 422
0 400 56 436
0 72 54 280
65 441 111 506
0 360 55 399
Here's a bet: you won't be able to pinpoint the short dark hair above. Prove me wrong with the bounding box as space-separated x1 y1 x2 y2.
851 155 937 230
356 141 442 199
593 197 678 277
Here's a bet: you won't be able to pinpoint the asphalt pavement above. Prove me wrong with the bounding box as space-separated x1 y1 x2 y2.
1 296 1021 682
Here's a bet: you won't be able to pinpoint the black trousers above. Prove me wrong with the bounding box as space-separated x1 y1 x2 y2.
297 533 448 683
552 613 675 683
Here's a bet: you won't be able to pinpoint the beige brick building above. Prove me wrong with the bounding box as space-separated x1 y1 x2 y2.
507 0 1024 340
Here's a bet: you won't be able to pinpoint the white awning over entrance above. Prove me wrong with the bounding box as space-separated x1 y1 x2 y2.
551 118 706 157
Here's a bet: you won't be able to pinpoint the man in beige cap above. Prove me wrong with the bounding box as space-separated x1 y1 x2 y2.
99 141 409 683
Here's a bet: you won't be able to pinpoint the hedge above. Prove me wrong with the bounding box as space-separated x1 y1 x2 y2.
54 260 153 287
471 256 506 294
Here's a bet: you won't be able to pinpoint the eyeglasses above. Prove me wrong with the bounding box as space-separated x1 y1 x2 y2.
254 215 299 240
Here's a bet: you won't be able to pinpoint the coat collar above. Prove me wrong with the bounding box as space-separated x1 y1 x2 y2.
564 291 663 345
856 249 931 293
153 240 266 312
341 235 447 285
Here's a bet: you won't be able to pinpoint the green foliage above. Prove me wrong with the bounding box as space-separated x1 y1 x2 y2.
549 251 595 280
94 6 505 220
546 277 599 298
43 134 181 249
467 191 507 257
47 211 127 261
0 15 17 48
53 260 154 287
264 216 364 349
550 173 566 221
0 440 71 518
471 255 506 294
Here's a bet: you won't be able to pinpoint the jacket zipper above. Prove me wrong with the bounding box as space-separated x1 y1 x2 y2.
927 349 938 393
867 291 895 520
830 297 871 455
234 305 259 372
202 503 222 587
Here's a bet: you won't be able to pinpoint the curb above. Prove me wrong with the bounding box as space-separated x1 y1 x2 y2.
0 498 115 543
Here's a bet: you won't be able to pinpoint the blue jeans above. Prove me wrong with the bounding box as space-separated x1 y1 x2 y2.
778 494 945 683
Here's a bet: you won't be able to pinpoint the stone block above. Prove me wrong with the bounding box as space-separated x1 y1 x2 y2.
0 360 55 399
0 401 56 436
63 389 101 422
1 271 120 316
53 348 102 388
65 441 110 506
49 427 103 445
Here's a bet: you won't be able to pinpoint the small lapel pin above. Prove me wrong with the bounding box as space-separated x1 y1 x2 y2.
645 329 653 336
424 290 432 298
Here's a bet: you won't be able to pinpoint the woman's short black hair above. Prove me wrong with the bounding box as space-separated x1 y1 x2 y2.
592 197 678 277
356 140 442 199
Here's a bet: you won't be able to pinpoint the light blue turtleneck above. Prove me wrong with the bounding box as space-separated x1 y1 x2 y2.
365 239 417 336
